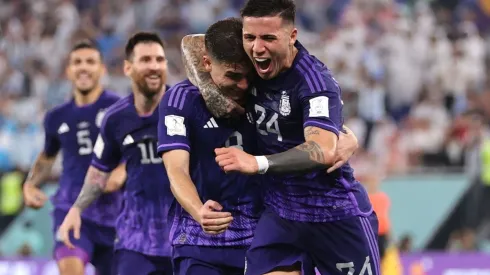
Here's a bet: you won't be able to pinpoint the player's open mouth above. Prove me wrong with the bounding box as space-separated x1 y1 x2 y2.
254 58 272 74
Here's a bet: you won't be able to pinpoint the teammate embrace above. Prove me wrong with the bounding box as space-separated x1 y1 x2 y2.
23 0 379 275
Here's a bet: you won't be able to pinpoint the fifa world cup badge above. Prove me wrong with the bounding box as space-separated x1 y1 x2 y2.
279 91 291 116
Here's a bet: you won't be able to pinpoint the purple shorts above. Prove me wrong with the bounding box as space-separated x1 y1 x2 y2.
246 209 381 275
114 249 173 275
53 208 115 274
173 245 246 275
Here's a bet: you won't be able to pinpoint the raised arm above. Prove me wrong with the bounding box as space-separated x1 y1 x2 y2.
181 35 244 118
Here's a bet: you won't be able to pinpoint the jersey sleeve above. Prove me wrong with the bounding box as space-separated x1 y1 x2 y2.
157 86 194 156
91 114 121 172
43 111 61 157
298 82 342 137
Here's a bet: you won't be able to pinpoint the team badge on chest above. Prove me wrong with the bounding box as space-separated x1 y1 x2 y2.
279 91 291 116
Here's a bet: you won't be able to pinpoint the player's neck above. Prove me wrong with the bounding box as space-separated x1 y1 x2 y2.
73 86 103 107
134 85 166 116
284 46 298 71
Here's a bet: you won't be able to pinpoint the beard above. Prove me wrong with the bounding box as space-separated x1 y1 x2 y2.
133 70 165 99
77 87 95 95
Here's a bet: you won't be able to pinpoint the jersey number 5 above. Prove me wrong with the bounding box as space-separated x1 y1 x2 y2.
254 105 283 142
77 130 93 155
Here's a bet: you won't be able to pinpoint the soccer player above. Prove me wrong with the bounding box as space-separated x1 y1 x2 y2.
57 32 173 275
22 40 124 275
157 18 264 275
186 1 381 275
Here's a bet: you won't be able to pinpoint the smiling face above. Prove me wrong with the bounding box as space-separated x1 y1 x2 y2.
203 55 252 105
242 15 297 80
66 48 105 95
124 42 167 98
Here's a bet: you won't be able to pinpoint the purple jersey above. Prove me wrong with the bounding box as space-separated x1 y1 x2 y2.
43 90 122 227
157 80 262 247
249 41 372 222
91 92 173 257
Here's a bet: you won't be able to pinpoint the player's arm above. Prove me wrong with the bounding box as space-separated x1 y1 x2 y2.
260 124 359 174
25 152 56 186
216 90 349 175
215 127 337 174
157 87 232 234
266 126 337 173
23 112 60 208
181 34 244 118
105 162 126 192
162 150 201 221
72 165 109 211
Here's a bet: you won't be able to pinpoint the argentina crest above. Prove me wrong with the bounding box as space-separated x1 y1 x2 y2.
279 91 291 116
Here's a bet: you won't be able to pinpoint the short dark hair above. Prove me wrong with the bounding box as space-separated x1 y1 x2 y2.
125 32 164 61
240 0 296 24
70 39 101 57
205 17 248 65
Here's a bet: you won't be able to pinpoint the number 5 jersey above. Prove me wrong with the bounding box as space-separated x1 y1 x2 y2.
44 90 122 227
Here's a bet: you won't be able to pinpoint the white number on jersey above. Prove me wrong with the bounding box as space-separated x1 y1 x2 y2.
254 104 283 142
76 129 93 155
137 142 161 164
225 131 244 150
336 256 373 275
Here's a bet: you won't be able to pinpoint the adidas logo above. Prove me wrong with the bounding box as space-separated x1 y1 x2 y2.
203 117 219 128
123 135 134 145
57 123 69 134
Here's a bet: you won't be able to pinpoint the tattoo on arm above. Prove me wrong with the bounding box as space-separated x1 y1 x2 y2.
265 127 329 174
181 35 243 118
73 166 109 211
26 153 55 186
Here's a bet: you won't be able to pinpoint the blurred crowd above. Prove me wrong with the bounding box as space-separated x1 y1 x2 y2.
0 0 488 177
0 0 490 255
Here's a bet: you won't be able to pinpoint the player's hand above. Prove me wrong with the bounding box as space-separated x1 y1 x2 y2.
57 207 82 249
197 200 233 235
215 147 258 175
23 183 48 209
327 125 359 173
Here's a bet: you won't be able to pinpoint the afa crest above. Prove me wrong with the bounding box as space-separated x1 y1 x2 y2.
279 91 291 116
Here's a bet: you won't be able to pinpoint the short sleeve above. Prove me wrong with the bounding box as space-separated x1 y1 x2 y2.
299 86 342 137
157 86 194 156
43 111 61 157
91 114 122 172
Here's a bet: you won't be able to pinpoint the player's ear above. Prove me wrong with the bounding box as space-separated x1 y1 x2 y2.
289 27 297 46
202 55 212 72
123 60 131 77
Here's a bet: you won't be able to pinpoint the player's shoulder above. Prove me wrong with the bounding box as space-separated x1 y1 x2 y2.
44 100 73 122
100 95 133 127
292 42 340 95
100 90 122 103
163 79 201 108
